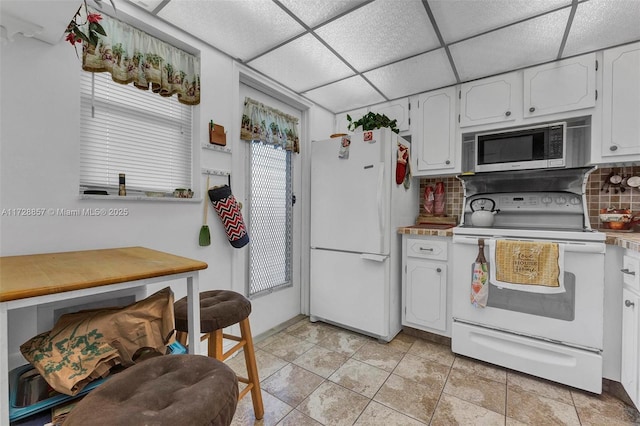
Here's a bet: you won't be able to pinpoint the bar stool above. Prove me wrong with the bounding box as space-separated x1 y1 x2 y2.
174 290 264 420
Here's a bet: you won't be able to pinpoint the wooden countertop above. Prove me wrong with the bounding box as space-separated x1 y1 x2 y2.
0 246 208 302
397 226 640 252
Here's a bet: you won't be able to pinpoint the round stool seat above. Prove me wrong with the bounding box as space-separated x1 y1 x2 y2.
175 290 251 333
64 354 239 426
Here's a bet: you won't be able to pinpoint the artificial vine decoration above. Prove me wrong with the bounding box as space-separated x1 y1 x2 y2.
346 112 400 134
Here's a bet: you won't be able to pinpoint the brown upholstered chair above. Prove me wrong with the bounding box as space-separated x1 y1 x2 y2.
174 290 264 420
64 354 238 426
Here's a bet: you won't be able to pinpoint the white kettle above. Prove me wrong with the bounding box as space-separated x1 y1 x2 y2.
470 198 500 227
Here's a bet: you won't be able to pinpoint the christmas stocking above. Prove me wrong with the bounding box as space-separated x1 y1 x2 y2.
396 144 409 185
208 185 249 248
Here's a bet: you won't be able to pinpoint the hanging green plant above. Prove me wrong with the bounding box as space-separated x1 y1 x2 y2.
346 112 399 134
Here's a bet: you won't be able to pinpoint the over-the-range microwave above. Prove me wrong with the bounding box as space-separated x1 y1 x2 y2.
475 122 566 173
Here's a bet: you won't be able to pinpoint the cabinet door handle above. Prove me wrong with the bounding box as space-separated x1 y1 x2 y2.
419 247 434 252
621 268 636 275
529 107 535 113
625 300 635 308
436 267 442 273
445 160 450 165
505 111 511 117
610 145 618 152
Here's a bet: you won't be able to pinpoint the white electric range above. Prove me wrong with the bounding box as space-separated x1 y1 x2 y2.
451 167 606 393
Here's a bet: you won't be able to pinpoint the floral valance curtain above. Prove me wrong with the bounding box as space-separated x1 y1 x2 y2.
81 9 200 105
241 98 300 153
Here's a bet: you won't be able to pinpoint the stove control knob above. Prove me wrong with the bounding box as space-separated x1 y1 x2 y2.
570 197 581 205
555 196 567 205
542 196 553 204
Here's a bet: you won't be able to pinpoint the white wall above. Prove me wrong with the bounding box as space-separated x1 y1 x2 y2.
0 2 334 367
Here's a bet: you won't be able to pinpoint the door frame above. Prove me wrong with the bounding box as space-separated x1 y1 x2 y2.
232 64 313 323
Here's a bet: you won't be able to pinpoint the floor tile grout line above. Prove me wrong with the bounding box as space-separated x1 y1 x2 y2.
240 320 640 425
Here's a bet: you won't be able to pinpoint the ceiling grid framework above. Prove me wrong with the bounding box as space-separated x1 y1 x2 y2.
127 0 640 114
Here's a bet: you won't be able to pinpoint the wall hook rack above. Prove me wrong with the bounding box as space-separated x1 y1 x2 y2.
201 168 230 177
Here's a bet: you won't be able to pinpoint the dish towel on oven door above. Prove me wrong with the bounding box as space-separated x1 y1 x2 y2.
489 239 565 294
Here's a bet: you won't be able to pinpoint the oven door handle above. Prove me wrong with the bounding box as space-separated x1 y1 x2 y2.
453 236 605 254
562 242 606 253
453 236 496 245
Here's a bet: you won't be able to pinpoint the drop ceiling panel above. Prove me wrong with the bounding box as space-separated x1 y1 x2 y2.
450 7 571 81
157 0 305 61
429 0 571 43
563 0 640 57
117 0 640 113
277 0 369 28
248 34 355 92
364 49 456 99
303 76 385 112
315 0 439 71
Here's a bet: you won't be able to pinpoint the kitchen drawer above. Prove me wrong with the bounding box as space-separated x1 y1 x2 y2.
622 254 640 292
406 238 448 261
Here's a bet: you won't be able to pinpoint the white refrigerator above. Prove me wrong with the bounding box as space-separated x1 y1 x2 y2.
310 128 417 342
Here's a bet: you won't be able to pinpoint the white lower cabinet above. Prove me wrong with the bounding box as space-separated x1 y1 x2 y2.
621 251 640 409
402 235 451 336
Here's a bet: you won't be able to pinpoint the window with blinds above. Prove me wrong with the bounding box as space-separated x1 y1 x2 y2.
79 71 193 193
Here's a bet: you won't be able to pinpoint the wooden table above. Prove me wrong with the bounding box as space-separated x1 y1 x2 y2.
0 247 208 424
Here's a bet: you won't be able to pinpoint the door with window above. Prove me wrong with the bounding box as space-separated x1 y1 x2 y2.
239 84 302 332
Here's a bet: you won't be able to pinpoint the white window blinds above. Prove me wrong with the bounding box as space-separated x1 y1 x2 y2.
79 71 193 193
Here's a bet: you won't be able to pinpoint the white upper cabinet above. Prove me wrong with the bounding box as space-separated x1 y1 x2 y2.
524 53 596 119
413 86 457 175
600 42 640 160
370 98 410 132
459 72 521 127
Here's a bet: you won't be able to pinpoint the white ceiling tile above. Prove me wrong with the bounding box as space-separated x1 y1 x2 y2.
450 7 571 81
563 0 640 57
364 49 456 99
277 0 369 28
248 34 354 92
303 76 385 112
315 0 439 71
429 0 571 43
157 0 305 61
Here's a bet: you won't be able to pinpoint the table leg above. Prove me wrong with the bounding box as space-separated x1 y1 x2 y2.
1 304 9 425
186 273 201 354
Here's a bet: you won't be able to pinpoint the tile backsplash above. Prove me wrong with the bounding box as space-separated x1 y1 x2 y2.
418 177 464 219
587 166 640 228
418 165 640 229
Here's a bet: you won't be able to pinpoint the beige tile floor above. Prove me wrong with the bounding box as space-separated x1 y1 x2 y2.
226 317 640 425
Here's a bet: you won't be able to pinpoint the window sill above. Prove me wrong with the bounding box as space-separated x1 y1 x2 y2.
78 194 202 203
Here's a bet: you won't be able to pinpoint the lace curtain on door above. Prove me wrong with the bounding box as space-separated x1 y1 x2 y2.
81 8 200 105
240 97 300 153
